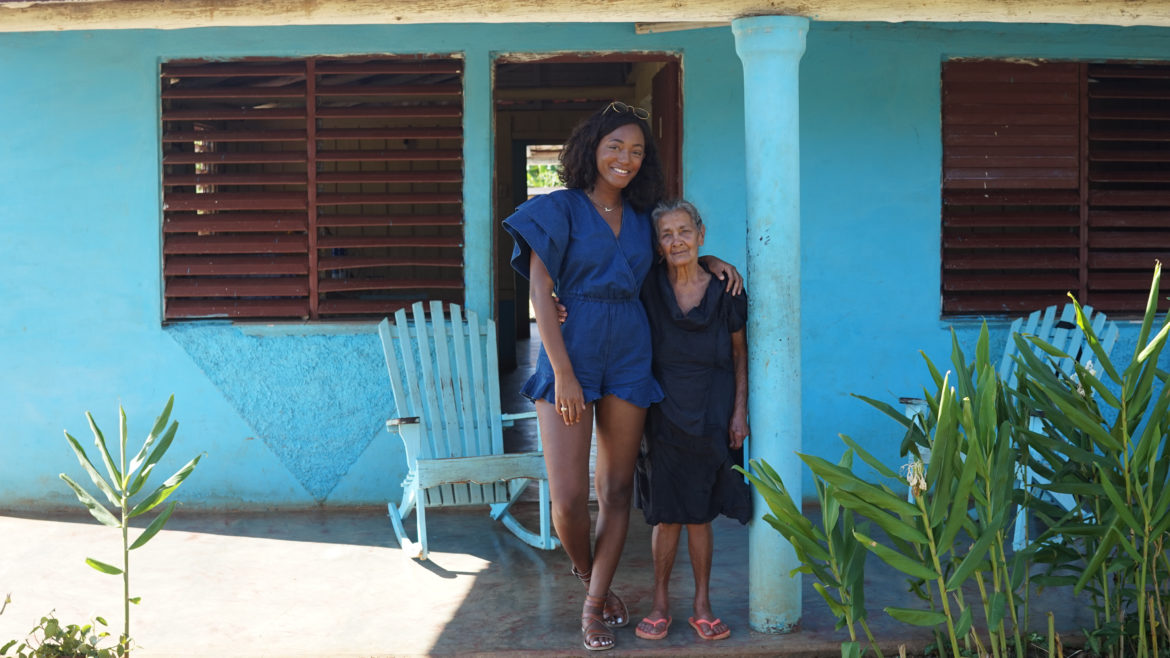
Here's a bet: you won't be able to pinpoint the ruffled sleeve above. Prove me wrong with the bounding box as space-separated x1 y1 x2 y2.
501 192 572 281
726 288 748 334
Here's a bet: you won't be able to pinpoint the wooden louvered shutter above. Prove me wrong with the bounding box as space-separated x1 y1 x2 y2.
161 56 464 321
941 60 1083 315
1086 63 1170 313
313 58 464 318
162 61 311 319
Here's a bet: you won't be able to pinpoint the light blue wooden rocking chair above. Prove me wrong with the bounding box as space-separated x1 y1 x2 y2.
903 303 1119 551
378 301 559 560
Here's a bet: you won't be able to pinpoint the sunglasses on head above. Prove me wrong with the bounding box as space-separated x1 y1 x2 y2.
604 101 650 120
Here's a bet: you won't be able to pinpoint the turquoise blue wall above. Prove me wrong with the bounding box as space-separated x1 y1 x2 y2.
2 21 1168 507
0 23 745 508
798 22 1170 492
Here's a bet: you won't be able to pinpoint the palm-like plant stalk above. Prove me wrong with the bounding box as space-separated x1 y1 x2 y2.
59 396 201 656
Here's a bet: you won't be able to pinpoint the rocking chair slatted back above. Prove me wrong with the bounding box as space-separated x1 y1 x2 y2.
378 301 557 560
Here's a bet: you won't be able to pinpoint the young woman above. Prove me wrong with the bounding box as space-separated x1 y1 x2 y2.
633 199 752 643
503 102 741 651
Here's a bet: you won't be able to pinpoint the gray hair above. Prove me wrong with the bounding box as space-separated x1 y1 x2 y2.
651 198 704 231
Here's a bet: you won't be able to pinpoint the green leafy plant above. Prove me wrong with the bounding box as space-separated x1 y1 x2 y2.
59 395 201 654
739 448 884 658
1 610 123 658
748 323 1036 658
526 163 562 189
1011 263 1170 657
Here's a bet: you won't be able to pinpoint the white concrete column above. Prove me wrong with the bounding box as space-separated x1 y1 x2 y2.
733 15 808 633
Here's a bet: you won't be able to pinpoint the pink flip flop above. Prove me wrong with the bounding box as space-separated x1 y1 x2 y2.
635 616 672 640
688 616 731 641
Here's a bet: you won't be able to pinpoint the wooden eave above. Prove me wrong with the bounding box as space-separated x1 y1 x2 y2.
2 0 1170 32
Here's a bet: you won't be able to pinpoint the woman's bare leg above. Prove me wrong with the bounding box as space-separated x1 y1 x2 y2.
587 395 646 607
536 398 596 573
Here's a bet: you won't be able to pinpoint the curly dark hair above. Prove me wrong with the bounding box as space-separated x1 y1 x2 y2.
558 104 665 212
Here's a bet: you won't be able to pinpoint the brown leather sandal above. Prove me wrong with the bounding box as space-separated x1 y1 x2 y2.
572 566 629 628
581 593 616 651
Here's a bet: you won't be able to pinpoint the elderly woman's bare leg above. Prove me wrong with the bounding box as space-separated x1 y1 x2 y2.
686 522 731 639
636 522 680 639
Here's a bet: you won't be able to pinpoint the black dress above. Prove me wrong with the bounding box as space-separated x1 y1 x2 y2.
634 263 753 526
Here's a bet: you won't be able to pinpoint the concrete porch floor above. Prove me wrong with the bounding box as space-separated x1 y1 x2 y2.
0 504 1095 657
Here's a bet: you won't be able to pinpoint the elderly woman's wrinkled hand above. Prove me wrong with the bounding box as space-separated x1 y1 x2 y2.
729 411 749 449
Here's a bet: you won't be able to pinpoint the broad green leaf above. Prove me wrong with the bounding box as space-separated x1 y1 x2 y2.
765 518 833 563
1111 526 1142 563
85 412 122 493
988 591 1008 627
853 530 939 581
840 434 901 480
59 475 120 528
62 431 120 506
936 447 977 554
1047 394 1122 452
129 454 202 518
955 605 973 638
1073 362 1120 409
853 395 915 431
127 396 174 477
129 420 178 497
813 582 846 617
801 454 919 516
834 490 929 545
945 528 998 591
922 351 946 391
1096 469 1140 531
129 597 141 605
841 641 861 658
86 557 123 575
130 500 176 550
975 321 990 372
1074 304 1122 385
118 406 130 489
1076 521 1121 593
1132 262 1161 356
1137 318 1170 364
884 606 948 626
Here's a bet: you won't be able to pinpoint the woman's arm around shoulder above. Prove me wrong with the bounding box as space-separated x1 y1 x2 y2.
698 254 743 296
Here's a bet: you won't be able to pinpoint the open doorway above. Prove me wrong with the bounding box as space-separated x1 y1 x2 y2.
492 54 682 374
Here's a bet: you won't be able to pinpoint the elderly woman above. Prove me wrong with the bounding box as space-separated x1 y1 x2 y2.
633 199 752 643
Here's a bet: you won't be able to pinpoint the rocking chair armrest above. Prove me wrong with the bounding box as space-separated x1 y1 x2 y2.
500 410 537 428
386 417 423 466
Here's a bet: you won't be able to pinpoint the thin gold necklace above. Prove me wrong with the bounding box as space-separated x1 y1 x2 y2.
587 190 618 213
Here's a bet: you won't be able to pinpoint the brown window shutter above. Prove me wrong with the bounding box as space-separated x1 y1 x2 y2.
161 56 465 322
162 60 312 320
313 57 464 319
941 60 1083 315
1085 63 1170 313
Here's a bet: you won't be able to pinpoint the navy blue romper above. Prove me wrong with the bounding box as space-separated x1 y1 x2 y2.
503 189 664 408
